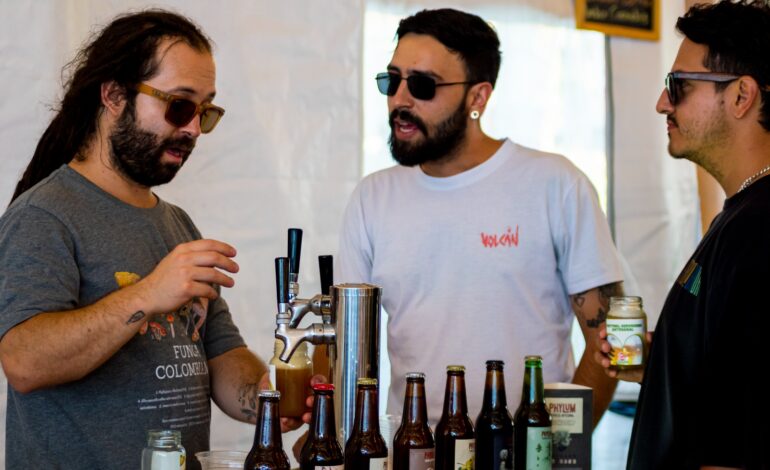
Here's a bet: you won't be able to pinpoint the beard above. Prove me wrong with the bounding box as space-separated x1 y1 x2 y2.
109 103 195 187
667 103 728 179
388 99 468 167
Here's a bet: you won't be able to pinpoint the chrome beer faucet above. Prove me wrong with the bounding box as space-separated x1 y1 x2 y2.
274 229 335 362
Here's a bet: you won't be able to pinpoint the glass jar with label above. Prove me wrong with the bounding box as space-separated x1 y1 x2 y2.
141 429 186 470
606 296 648 370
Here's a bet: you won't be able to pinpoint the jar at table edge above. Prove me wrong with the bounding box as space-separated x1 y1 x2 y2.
606 296 648 371
141 429 186 470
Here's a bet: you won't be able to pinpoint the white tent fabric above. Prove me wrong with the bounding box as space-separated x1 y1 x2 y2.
0 1 699 467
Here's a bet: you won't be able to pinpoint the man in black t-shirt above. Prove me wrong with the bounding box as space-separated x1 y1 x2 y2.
595 1 770 468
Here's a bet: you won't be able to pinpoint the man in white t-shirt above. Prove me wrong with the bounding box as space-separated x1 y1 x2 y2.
337 8 624 427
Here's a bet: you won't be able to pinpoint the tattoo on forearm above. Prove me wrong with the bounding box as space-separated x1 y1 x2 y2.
586 308 607 328
572 282 623 329
126 311 146 324
238 383 260 421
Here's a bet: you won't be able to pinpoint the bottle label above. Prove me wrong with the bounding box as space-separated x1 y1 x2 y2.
526 427 552 470
408 448 435 469
150 450 185 470
454 438 475 469
368 457 388 470
606 319 645 366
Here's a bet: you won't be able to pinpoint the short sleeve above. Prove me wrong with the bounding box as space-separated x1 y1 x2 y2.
200 294 246 360
0 205 80 338
336 182 374 284
553 172 624 294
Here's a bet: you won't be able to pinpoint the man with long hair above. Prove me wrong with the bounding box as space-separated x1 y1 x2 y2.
0 10 305 468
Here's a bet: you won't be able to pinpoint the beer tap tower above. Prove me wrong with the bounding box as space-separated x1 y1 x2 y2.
274 228 382 444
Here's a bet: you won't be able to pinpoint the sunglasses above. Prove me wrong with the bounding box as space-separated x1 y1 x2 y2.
136 83 225 133
375 72 474 100
664 72 740 106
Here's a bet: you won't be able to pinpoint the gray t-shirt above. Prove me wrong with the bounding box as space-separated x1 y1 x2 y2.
0 165 246 469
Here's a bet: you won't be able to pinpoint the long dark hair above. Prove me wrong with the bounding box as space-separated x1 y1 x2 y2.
10 9 212 204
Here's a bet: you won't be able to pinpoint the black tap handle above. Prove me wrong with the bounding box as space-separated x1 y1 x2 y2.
319 255 334 295
275 257 290 305
288 228 303 276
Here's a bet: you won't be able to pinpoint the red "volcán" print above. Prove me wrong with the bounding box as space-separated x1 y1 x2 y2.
480 226 519 248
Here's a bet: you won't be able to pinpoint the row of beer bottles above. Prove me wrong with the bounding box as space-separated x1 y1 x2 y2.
245 355 552 470
399 357 552 470
244 380 385 470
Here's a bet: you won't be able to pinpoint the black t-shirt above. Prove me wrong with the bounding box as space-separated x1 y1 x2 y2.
627 176 770 469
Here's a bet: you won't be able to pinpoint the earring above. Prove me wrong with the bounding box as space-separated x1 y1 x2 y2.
470 110 480 120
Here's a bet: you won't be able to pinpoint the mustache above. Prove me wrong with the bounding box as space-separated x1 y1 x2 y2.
163 135 196 153
389 109 428 135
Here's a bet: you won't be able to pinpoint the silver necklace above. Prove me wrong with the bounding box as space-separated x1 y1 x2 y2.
738 164 770 193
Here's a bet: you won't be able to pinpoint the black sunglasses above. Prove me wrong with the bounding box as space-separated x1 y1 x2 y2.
375 72 474 100
664 72 740 106
136 83 225 133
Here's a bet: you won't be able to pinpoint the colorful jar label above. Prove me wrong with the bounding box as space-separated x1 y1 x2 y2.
606 319 645 366
526 427 552 470
408 448 435 470
454 438 475 469
368 456 388 470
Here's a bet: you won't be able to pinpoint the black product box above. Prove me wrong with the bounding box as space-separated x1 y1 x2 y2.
544 382 592 469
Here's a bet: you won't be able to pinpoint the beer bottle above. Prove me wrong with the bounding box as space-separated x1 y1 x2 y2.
245 390 290 470
606 296 648 371
344 378 388 469
436 365 475 470
513 356 552 470
393 372 435 470
300 383 344 469
475 360 513 469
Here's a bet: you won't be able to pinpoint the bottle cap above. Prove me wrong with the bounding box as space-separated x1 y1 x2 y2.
312 383 335 392
446 365 466 372
259 390 281 399
357 377 378 386
405 372 425 380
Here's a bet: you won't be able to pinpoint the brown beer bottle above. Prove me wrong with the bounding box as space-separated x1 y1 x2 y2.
475 360 513 469
300 383 344 469
344 378 388 469
244 390 290 470
393 372 435 470
436 365 475 470
513 356 552 470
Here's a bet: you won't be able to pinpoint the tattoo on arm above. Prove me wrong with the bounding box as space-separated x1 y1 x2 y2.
238 383 260 421
571 282 623 328
126 311 146 324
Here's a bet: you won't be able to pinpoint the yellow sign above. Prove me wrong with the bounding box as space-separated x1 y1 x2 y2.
576 0 660 41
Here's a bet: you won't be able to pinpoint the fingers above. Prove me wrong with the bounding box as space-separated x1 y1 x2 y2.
310 374 328 385
175 238 238 258
280 416 303 433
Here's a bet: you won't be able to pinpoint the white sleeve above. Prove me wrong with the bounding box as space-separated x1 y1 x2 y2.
555 172 624 295
335 183 374 284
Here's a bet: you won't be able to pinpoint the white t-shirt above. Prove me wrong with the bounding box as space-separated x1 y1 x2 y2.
337 139 624 423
